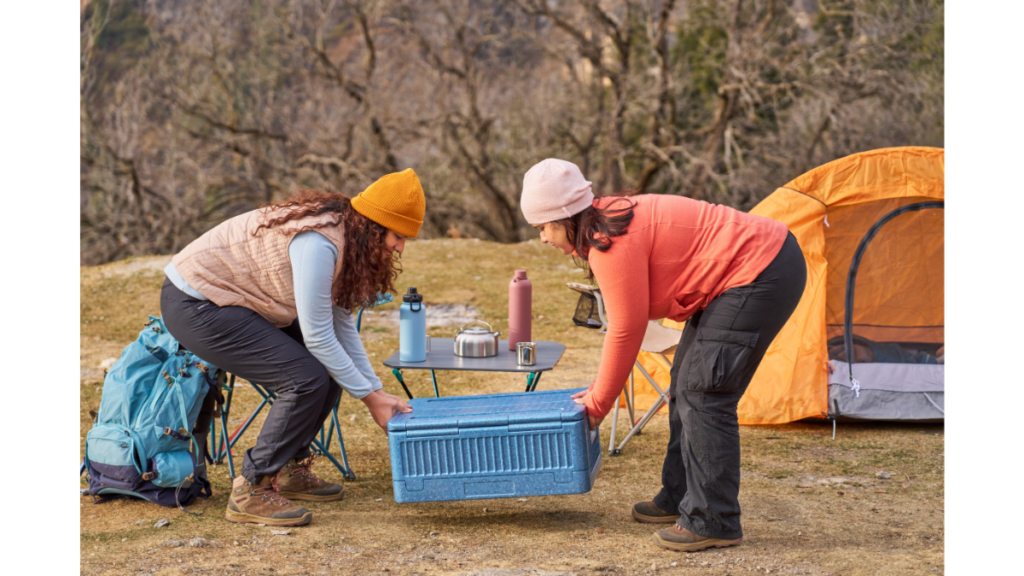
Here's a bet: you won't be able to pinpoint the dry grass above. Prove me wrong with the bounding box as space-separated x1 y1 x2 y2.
80 239 944 575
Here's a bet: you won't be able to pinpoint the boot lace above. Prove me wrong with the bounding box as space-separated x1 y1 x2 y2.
251 472 293 507
293 455 323 483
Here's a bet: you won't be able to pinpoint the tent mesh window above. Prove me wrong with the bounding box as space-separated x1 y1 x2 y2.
572 293 603 329
833 201 944 365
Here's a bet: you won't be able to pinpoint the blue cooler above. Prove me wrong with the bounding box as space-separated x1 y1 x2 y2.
387 388 602 503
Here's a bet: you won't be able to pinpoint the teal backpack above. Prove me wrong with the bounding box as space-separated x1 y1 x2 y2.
84 316 219 509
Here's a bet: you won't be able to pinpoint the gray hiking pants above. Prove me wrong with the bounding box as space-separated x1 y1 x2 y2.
653 231 806 540
160 279 342 484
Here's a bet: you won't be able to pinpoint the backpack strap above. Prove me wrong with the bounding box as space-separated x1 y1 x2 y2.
171 379 200 457
174 474 209 516
162 427 190 442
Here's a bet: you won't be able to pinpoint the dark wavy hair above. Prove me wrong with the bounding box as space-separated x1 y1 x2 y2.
550 194 637 282
254 189 400 310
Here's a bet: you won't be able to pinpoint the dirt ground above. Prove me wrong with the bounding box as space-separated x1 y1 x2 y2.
80 241 944 575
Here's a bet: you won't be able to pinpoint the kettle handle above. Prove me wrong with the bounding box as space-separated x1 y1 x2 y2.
457 320 494 333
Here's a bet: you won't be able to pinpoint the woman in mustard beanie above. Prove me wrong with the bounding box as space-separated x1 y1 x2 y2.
160 169 425 526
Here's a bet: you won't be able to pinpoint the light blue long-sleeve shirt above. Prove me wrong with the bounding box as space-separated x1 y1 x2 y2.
164 230 383 399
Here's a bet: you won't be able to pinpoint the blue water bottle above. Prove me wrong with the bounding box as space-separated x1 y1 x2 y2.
399 287 427 362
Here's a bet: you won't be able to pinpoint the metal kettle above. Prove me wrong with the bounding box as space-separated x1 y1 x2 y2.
453 321 501 358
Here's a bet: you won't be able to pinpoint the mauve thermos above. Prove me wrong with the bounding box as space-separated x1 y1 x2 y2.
508 270 532 350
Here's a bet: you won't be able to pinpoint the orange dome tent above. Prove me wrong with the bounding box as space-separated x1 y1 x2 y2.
739 146 944 424
624 147 944 425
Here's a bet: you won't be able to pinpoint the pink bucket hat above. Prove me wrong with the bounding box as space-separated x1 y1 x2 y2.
520 159 594 224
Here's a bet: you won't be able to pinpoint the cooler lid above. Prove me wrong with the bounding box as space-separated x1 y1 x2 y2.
387 387 586 432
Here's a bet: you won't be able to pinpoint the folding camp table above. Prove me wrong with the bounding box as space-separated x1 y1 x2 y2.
381 338 566 399
209 298 392 480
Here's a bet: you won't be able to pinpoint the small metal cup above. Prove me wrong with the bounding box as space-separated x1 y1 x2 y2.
516 342 537 366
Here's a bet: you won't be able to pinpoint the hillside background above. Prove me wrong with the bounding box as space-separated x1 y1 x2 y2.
80 0 943 265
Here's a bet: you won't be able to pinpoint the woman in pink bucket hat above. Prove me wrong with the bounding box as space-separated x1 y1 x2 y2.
520 158 807 552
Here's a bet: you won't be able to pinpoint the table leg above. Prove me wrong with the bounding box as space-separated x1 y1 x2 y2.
391 368 414 399
527 371 543 392
430 369 439 398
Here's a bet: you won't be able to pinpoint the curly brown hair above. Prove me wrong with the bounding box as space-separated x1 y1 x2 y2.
254 189 401 310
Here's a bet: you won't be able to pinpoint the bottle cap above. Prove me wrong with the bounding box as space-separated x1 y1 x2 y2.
402 287 423 303
514 270 528 279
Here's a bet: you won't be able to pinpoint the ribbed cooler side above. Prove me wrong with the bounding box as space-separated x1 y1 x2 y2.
400 431 574 479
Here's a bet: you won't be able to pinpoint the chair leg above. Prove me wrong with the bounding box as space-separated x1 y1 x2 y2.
614 394 668 453
608 392 621 456
627 371 636 434
219 406 236 478
215 375 236 462
324 411 335 449
329 406 355 480
320 396 355 480
612 361 671 454
430 369 440 398
209 418 217 465
245 382 355 479
309 436 348 475
324 393 342 449
220 396 270 460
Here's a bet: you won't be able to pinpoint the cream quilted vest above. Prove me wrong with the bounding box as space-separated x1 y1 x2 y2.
172 207 347 327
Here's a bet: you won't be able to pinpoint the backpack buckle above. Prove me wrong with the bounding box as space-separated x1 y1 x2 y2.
179 428 188 436
163 427 172 435
142 472 155 481
178 367 191 378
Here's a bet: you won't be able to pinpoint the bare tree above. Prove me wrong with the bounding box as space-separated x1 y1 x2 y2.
80 0 943 264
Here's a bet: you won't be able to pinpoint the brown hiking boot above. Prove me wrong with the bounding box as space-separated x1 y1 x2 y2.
632 501 681 523
652 524 742 552
277 455 345 502
225 473 312 526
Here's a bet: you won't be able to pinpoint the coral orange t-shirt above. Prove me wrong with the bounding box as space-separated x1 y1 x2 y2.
583 194 788 419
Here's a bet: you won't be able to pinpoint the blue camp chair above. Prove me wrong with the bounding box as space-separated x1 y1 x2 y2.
210 294 394 480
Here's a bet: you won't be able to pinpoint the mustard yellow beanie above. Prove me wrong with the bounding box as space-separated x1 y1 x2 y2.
351 168 426 238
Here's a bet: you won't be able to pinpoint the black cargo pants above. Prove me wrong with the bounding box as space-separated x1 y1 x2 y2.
653 232 806 540
160 279 343 484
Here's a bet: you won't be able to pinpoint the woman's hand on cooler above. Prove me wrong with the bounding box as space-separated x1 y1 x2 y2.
361 389 412 431
571 386 604 430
